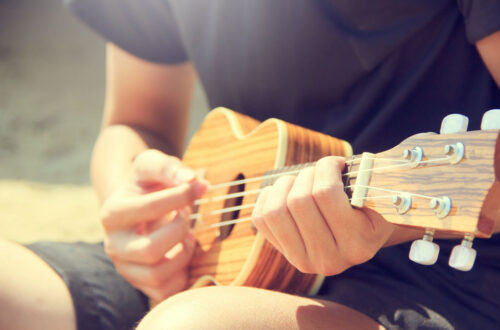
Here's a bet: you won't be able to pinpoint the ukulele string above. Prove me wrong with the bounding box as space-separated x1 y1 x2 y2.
344 185 436 200
190 203 255 219
190 186 395 221
194 187 436 231
203 157 398 191
194 188 262 205
203 156 451 193
190 156 452 224
345 157 451 177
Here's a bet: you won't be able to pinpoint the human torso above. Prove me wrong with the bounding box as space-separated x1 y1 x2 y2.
169 0 500 152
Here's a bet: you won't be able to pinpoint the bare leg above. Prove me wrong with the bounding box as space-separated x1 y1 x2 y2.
0 239 76 330
138 286 383 330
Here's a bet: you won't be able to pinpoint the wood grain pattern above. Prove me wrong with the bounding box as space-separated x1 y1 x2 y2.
182 108 499 295
183 108 351 294
353 131 500 237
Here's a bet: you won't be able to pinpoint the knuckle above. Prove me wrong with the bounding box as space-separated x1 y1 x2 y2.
313 181 343 198
317 259 342 276
295 260 314 274
99 207 115 229
274 175 294 187
251 213 265 228
317 156 334 167
104 242 119 261
345 244 375 266
263 204 286 222
312 184 333 203
113 264 130 281
133 150 156 172
287 192 312 214
145 267 166 288
318 156 344 169
135 149 161 163
286 254 313 274
99 197 126 230
138 243 162 265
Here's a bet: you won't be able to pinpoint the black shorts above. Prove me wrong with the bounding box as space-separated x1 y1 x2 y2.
27 236 500 330
26 242 149 330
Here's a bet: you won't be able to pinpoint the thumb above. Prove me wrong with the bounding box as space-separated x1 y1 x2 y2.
134 149 195 186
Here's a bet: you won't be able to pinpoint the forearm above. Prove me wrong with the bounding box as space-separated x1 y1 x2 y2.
91 124 179 203
91 44 195 203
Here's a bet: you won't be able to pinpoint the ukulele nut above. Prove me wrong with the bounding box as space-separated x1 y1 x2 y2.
402 147 423 168
391 193 412 214
429 196 451 218
443 142 464 164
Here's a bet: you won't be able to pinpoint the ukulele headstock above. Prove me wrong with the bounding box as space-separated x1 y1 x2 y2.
347 110 500 271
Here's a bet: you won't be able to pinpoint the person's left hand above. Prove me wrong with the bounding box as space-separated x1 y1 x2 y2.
251 156 395 276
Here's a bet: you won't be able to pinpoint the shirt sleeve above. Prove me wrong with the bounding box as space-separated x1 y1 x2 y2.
64 0 188 64
457 0 500 43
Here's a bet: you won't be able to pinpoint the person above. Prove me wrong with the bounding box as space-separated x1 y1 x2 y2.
1 0 500 329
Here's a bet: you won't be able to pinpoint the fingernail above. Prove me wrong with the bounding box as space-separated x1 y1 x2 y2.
193 181 208 197
174 168 196 185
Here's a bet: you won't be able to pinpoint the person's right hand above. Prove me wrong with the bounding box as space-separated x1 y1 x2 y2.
99 149 208 303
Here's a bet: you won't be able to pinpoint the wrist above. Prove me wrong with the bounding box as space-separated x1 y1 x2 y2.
91 124 177 203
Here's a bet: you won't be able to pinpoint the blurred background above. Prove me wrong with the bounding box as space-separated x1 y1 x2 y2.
0 0 208 243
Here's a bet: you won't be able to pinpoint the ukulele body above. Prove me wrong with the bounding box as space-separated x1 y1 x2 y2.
183 108 352 295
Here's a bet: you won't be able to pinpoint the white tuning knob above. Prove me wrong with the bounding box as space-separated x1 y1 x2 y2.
449 234 476 271
481 109 500 130
440 114 469 134
409 239 440 265
409 230 440 265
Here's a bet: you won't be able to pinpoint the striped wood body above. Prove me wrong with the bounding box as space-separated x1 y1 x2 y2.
182 108 352 295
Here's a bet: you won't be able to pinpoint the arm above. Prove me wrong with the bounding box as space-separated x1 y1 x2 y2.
476 30 500 89
92 43 195 201
92 44 208 302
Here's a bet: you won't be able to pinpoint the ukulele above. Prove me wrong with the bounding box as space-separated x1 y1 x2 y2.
182 107 500 296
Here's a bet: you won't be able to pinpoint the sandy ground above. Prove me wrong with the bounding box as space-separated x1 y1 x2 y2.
0 0 208 243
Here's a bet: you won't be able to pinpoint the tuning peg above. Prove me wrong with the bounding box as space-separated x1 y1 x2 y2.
481 109 500 130
449 234 476 271
409 229 439 265
440 114 469 134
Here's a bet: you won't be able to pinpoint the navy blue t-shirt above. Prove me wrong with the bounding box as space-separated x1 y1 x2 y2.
65 1 500 328
66 0 500 154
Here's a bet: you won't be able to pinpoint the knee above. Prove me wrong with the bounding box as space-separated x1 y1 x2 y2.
137 286 243 330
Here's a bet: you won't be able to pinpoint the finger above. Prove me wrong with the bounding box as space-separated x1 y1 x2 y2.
313 156 357 232
251 186 282 252
262 175 307 266
287 166 338 269
107 213 191 264
133 270 189 303
133 149 196 186
314 156 386 263
114 234 195 288
102 181 207 230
